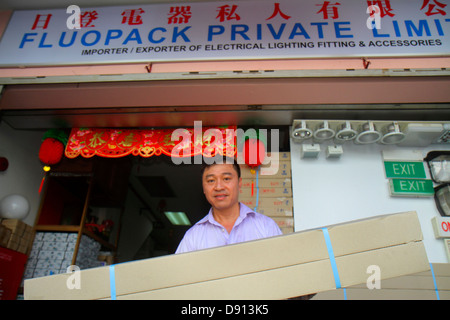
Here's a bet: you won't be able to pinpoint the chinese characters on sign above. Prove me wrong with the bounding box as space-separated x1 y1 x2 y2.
0 0 448 66
65 127 237 159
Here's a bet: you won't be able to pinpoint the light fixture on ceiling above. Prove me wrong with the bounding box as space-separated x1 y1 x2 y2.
164 211 191 226
292 120 313 141
335 121 357 142
380 122 406 144
313 120 335 141
355 121 381 144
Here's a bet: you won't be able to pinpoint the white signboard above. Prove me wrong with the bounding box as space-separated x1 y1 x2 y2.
0 0 449 66
432 216 450 238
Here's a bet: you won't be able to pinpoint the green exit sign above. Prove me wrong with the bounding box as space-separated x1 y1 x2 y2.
389 179 434 197
384 161 426 179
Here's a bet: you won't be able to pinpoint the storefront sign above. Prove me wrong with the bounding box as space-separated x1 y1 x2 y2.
0 0 449 66
384 161 427 179
431 216 450 238
388 178 434 197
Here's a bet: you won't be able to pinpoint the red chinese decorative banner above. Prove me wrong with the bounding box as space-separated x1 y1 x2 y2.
65 127 237 159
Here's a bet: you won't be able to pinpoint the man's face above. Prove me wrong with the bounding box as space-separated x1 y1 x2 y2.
202 164 242 212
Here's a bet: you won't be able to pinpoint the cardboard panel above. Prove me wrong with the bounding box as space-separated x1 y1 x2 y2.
313 263 450 300
24 211 427 300
117 241 429 300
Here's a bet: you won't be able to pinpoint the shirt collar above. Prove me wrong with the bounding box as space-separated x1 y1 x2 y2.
197 202 255 226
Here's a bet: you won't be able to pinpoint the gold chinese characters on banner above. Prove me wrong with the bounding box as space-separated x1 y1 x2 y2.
65 127 237 159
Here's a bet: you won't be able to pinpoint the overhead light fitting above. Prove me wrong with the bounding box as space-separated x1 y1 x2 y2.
292 121 313 141
314 121 335 140
164 211 191 226
356 121 381 144
292 120 450 148
335 121 357 142
380 122 406 144
398 123 444 147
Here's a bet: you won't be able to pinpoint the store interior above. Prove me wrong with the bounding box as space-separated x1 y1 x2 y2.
32 125 291 264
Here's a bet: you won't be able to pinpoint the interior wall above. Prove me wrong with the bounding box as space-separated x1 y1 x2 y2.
0 121 43 226
290 137 450 264
117 187 154 262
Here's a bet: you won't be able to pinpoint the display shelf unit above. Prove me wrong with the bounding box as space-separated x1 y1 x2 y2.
32 156 131 267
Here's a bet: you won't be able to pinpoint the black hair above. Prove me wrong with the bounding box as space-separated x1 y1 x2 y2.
200 156 241 179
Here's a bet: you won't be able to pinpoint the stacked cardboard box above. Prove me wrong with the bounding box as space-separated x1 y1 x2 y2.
76 234 103 269
313 263 450 300
24 232 104 280
0 224 11 248
24 211 430 300
239 152 294 234
0 219 33 254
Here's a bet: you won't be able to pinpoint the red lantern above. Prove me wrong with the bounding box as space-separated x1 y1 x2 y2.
39 138 65 165
243 138 266 169
38 130 68 193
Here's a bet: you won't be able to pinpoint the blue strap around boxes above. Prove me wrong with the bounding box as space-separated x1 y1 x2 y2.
322 227 347 299
429 263 440 300
108 227 347 300
109 264 117 300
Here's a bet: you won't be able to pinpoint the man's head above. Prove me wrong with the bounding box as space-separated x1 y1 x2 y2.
201 157 241 212
200 156 241 179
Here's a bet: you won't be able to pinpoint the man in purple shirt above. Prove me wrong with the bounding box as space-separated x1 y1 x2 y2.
175 157 282 254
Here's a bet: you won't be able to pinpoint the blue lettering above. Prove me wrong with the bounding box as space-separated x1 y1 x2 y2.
81 30 101 46
208 25 225 41
405 20 431 36
289 23 310 39
123 28 142 44
392 21 401 37
257 24 262 40
19 33 37 48
231 24 250 40
148 27 166 43
59 31 77 47
434 19 444 36
172 26 191 43
334 22 353 38
311 22 328 39
38 33 52 48
105 29 122 45
372 26 390 37
267 23 286 40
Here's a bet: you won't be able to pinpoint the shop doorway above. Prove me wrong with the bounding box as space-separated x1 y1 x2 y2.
35 155 210 265
34 125 291 264
119 155 210 262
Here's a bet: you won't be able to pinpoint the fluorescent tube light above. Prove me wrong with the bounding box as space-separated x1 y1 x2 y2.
164 211 191 226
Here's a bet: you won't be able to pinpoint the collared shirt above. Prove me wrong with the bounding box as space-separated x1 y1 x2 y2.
175 203 282 254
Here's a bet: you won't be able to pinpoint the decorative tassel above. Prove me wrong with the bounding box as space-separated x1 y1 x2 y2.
251 180 254 197
39 166 51 193
39 176 45 194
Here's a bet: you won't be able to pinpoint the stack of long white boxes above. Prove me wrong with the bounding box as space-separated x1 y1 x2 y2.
24 232 104 280
239 152 294 234
24 211 430 300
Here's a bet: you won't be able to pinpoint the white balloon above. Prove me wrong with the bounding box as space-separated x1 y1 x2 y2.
0 194 30 219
